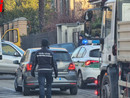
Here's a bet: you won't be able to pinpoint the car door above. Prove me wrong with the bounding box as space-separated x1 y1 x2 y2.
76 47 87 71
71 47 81 71
0 43 22 74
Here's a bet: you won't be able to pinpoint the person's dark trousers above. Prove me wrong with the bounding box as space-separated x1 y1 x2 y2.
38 71 53 98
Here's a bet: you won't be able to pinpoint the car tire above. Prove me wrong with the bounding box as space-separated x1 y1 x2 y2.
70 86 78 95
78 72 85 88
14 76 22 92
22 79 30 96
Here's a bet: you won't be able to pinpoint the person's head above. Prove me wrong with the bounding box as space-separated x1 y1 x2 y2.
95 33 100 38
41 39 49 47
79 35 83 40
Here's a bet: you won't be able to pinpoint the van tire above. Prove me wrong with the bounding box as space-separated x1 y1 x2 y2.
101 74 118 98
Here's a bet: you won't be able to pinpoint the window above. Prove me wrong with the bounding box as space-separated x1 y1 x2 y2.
2 43 19 56
53 51 71 61
77 47 86 58
89 49 101 58
71 47 81 58
102 5 113 37
118 0 130 21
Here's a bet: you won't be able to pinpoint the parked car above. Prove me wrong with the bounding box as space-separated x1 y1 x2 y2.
71 45 100 88
49 43 76 55
0 41 25 74
14 47 78 96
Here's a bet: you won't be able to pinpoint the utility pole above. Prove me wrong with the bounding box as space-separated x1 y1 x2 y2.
39 0 44 32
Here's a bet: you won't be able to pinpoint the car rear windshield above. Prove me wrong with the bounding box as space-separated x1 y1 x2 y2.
49 43 76 53
89 49 101 58
30 51 71 62
53 51 71 61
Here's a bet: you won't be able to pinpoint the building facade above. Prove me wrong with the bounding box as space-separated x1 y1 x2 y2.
52 0 93 19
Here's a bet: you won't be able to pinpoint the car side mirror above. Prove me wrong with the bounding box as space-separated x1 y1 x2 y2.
14 52 20 57
13 60 20 64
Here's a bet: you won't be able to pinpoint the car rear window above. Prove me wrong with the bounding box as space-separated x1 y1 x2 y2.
89 49 101 58
30 51 71 62
53 51 71 61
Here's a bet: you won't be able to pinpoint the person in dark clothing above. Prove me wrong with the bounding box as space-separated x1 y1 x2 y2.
31 39 58 98
78 35 83 46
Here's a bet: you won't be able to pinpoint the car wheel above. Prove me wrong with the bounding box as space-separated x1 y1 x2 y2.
14 76 22 92
77 72 85 88
70 86 78 95
101 74 118 98
22 79 30 96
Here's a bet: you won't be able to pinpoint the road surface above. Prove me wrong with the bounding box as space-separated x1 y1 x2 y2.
0 75 97 98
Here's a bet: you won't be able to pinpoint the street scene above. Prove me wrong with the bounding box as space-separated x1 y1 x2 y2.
0 0 130 98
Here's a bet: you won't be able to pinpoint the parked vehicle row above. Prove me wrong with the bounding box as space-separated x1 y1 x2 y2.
0 40 100 96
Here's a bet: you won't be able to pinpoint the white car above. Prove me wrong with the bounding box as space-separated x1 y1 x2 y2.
71 45 100 88
0 41 25 74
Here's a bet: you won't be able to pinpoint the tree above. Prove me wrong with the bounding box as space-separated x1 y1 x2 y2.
39 0 44 33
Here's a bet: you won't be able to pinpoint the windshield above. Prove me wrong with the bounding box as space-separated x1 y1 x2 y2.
117 0 130 21
11 42 25 55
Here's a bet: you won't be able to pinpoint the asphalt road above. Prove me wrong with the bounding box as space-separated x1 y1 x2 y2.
0 75 97 98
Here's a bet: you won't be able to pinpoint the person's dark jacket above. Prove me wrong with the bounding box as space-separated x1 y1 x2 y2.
31 47 58 78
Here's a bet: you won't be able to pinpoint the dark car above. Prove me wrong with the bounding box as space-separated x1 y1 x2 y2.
14 47 78 96
49 43 76 55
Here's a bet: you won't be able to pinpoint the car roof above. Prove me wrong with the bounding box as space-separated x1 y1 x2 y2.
49 43 75 46
27 47 68 53
79 45 100 51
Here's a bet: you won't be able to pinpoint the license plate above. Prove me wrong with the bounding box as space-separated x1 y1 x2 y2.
54 77 62 81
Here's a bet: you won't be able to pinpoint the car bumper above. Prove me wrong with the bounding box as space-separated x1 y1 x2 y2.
82 68 100 83
24 71 77 89
25 81 77 89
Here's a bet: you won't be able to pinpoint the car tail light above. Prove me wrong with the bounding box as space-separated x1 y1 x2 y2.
26 63 32 71
68 63 75 70
94 80 98 85
85 60 99 66
95 90 98 95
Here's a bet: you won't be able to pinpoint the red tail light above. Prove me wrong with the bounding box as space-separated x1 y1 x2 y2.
94 80 98 85
85 60 99 66
95 90 98 95
26 63 32 71
68 63 75 70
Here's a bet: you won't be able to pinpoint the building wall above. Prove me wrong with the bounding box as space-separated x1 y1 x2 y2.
53 0 94 18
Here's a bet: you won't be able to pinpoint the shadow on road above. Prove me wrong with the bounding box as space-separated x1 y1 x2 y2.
0 75 15 80
27 89 71 96
28 85 96 96
83 85 97 90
